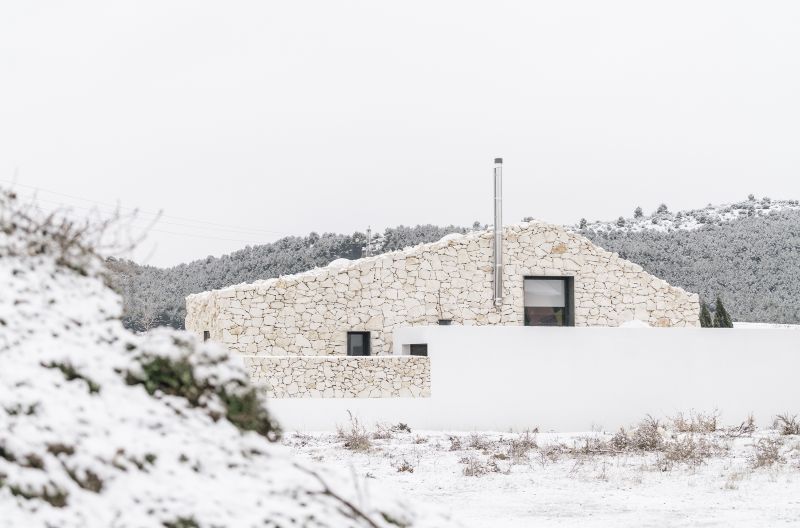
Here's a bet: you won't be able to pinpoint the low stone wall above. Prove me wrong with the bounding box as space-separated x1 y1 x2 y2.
243 356 430 398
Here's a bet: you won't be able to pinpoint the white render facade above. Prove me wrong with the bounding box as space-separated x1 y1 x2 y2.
185 221 701 359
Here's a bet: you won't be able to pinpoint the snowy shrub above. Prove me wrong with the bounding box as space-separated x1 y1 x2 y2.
671 410 719 433
537 443 568 466
572 436 614 456
630 416 665 451
392 422 412 434
0 190 457 528
774 414 800 436
372 424 395 440
395 459 415 473
505 431 538 463
610 428 631 452
448 436 462 451
662 435 714 467
459 454 501 477
467 433 491 451
724 414 757 438
337 412 372 452
750 437 785 468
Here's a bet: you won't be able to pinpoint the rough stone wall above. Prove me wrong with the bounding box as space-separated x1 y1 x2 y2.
185 289 221 340
186 221 701 356
243 356 430 398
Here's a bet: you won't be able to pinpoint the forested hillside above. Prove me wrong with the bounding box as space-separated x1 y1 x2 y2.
580 205 800 325
108 224 471 331
109 197 800 330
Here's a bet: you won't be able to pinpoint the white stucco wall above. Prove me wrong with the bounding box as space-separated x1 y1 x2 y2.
186 222 700 356
266 326 800 431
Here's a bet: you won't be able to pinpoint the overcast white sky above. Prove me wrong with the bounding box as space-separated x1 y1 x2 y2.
1 1 799 267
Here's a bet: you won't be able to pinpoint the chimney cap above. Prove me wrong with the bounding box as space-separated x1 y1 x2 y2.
494 157 503 164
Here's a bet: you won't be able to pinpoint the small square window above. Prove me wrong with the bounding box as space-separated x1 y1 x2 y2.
203 330 210 342
347 332 371 356
409 344 428 357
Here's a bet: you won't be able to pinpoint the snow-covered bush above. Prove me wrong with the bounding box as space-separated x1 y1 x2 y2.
750 437 785 468
0 190 458 528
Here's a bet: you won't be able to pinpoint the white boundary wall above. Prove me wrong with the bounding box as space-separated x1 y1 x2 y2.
265 326 800 432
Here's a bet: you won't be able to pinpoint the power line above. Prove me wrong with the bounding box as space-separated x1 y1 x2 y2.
26 202 276 246
1 178 291 236
26 193 286 239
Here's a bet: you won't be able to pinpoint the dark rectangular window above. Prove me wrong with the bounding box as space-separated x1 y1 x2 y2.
203 330 210 342
409 344 428 357
347 332 371 356
523 277 574 326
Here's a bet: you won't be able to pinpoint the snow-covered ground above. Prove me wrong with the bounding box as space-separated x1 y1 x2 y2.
573 196 800 234
0 189 459 528
734 322 800 329
286 420 800 527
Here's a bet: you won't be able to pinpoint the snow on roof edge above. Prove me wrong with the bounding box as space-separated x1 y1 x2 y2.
185 219 700 302
185 221 549 300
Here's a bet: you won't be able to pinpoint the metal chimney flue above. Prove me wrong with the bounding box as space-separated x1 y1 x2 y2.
493 157 503 306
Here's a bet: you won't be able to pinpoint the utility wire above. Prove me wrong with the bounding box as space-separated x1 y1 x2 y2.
1 178 291 236
26 193 286 240
26 201 277 245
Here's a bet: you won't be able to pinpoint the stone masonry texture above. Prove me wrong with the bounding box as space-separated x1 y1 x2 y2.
186 222 701 357
243 356 430 398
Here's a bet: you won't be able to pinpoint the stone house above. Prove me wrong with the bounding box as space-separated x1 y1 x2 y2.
185 221 701 361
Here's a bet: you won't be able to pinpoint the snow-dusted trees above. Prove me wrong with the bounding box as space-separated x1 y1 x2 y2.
713 297 734 328
585 209 800 324
699 302 713 328
108 197 800 330
109 224 470 330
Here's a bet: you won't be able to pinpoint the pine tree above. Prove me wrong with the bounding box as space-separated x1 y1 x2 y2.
713 296 733 328
699 302 713 328
634 206 643 219
579 218 587 229
616 216 626 227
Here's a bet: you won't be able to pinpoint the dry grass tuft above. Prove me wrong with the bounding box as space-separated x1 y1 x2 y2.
391 423 412 434
372 424 394 440
395 459 415 473
336 412 371 452
663 435 714 467
724 414 757 438
750 437 785 468
468 433 491 451
460 453 501 477
631 416 665 451
672 410 719 433
774 414 800 436
538 443 568 466
610 416 664 453
447 435 462 451
506 430 538 463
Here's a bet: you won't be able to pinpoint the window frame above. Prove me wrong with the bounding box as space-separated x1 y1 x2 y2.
523 276 575 327
346 331 371 356
409 344 428 357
